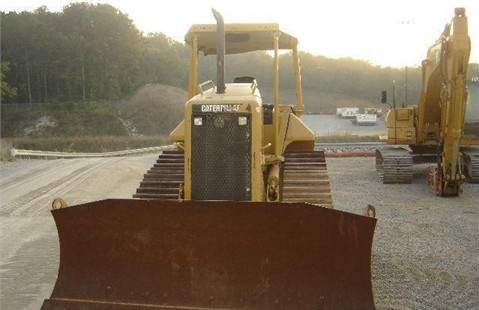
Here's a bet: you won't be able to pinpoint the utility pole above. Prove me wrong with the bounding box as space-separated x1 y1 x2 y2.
82 65 86 101
404 66 408 107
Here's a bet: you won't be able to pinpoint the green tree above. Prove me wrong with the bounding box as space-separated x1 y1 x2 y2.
59 2 143 100
0 62 17 101
139 33 189 88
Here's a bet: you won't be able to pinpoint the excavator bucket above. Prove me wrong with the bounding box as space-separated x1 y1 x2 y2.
41 198 376 310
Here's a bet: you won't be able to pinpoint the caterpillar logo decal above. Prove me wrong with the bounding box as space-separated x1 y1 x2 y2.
200 104 240 112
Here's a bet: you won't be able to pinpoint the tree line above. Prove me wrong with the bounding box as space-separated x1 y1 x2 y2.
1 2 478 106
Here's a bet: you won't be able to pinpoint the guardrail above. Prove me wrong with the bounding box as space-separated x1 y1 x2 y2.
10 145 176 159
9 142 387 159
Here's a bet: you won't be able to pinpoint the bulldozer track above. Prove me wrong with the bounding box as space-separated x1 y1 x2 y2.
133 149 184 199
134 150 333 207
375 148 413 184
282 151 333 207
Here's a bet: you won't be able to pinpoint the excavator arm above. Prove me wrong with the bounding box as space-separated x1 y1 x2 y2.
424 8 471 195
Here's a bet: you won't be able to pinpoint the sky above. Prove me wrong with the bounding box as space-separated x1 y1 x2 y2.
1 0 478 68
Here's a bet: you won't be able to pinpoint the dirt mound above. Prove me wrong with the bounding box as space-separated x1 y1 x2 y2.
120 84 187 136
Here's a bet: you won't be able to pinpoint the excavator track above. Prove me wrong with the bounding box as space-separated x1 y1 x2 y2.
462 147 479 183
375 147 414 183
282 150 333 207
133 149 184 199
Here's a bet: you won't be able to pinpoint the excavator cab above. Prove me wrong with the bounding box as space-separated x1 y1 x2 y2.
41 9 377 310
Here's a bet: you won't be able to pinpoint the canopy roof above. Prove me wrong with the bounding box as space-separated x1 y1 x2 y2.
184 23 298 55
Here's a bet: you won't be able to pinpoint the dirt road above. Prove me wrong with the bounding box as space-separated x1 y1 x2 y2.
0 155 156 310
0 154 478 309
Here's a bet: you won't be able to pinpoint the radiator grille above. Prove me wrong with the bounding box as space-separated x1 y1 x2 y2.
191 113 251 200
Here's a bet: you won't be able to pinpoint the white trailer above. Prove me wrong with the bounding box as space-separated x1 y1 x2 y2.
354 113 377 125
336 107 359 118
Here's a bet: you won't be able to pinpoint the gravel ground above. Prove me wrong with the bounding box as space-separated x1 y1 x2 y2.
0 155 478 309
326 157 479 310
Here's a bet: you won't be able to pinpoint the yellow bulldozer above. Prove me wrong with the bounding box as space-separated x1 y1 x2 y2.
376 7 479 196
41 9 376 310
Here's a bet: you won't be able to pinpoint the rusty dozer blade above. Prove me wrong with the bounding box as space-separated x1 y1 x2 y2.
41 199 376 310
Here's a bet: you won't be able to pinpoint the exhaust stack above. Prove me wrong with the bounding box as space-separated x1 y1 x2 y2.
212 8 226 94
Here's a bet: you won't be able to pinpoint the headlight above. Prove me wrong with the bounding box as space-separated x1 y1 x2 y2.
238 116 247 126
194 117 203 126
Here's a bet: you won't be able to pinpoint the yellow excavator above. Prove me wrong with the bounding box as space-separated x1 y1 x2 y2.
41 9 376 310
377 7 479 196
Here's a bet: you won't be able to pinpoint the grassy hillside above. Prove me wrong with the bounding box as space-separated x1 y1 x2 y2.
1 83 377 160
119 84 186 135
1 84 187 158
